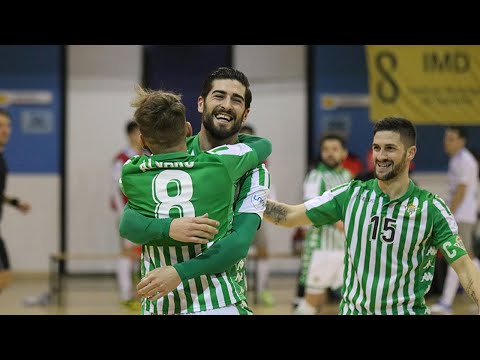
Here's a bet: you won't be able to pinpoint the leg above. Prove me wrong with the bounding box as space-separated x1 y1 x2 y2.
294 235 314 312
117 239 138 302
296 250 344 315
254 226 275 306
0 236 11 292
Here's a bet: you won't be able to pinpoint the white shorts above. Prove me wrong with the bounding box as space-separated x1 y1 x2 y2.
305 249 344 294
144 303 252 315
182 304 241 315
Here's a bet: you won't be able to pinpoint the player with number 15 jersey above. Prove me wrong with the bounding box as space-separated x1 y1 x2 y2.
304 179 467 315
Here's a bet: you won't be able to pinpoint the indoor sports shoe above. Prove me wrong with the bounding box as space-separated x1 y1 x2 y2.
292 299 316 315
430 302 452 315
121 299 142 312
259 290 276 307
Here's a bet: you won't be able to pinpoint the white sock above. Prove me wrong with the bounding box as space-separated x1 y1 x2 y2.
256 259 270 293
117 256 133 301
439 265 459 307
293 299 316 315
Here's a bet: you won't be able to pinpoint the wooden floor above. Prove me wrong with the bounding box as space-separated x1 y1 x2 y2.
0 273 476 315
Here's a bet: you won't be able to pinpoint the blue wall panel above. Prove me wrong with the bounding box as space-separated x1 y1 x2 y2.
144 45 231 135
0 45 62 174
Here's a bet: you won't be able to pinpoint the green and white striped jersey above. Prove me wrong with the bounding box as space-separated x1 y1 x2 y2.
304 179 467 315
187 135 270 300
188 135 270 219
299 163 351 286
121 143 259 314
303 163 351 250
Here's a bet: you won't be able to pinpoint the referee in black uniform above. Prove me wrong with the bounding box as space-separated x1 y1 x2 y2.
0 109 31 291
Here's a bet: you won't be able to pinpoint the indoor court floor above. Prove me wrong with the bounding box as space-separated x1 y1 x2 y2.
0 273 477 315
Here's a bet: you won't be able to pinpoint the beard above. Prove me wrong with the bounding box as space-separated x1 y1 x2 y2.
322 157 342 169
201 105 245 141
374 152 408 181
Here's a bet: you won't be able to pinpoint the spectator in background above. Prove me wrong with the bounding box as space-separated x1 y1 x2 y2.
431 126 480 315
240 124 276 306
354 149 375 182
0 109 31 292
111 120 143 310
342 151 363 178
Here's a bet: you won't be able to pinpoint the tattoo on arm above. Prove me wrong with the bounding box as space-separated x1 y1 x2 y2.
265 202 288 225
465 278 479 306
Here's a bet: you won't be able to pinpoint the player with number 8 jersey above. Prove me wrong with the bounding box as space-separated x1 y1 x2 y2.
120 86 271 315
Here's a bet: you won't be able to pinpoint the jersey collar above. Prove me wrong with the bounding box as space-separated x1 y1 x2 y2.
149 151 191 161
373 178 416 204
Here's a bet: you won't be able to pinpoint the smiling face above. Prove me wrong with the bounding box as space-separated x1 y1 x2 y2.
198 79 249 141
372 130 415 182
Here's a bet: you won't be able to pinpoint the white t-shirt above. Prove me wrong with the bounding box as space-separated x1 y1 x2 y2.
448 147 479 224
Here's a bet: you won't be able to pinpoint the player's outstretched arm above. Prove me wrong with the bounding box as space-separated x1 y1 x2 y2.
264 199 311 227
119 203 219 245
3 195 31 214
451 254 480 314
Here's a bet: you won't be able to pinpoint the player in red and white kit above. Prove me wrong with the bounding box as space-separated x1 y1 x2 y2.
111 120 143 309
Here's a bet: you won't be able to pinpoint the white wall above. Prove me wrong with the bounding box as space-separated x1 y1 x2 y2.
234 46 307 272
3 175 59 272
66 45 142 272
234 45 306 81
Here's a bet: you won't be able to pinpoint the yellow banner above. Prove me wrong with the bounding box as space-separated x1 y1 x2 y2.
366 45 480 125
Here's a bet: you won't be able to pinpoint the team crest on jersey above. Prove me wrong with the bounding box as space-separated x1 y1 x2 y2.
454 236 466 251
404 203 417 217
